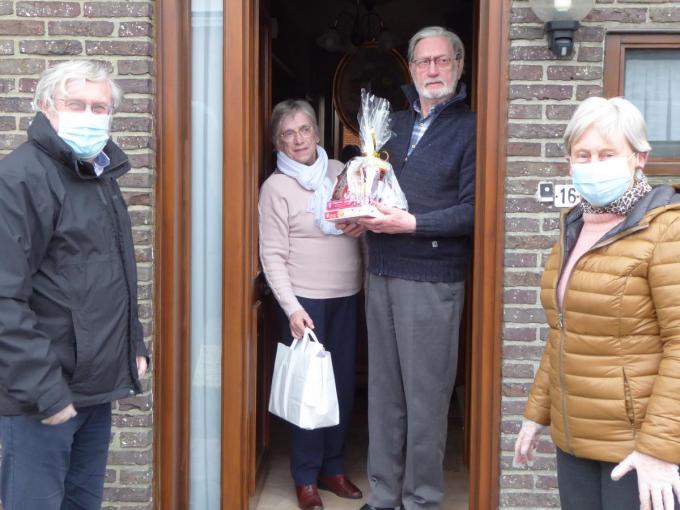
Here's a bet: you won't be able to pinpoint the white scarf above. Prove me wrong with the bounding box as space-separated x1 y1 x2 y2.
276 145 342 235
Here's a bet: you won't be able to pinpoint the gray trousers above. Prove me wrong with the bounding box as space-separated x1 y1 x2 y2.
365 273 465 510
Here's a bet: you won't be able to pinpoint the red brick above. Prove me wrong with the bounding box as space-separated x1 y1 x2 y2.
20 39 82 55
510 7 541 23
105 468 117 483
508 123 565 139
118 170 153 187
119 21 152 37
107 449 151 466
48 20 114 36
509 64 543 81
86 41 152 56
117 136 152 150
508 104 542 119
501 474 534 489
18 78 37 93
111 116 152 133
503 288 538 305
585 8 646 22
504 307 546 323
16 1 80 17
507 161 566 177
120 431 152 448
576 84 603 100
0 40 13 55
0 20 44 35
546 104 577 120
510 84 572 100
578 46 603 62
504 252 538 268
119 98 153 114
0 133 28 150
508 142 541 156
111 413 152 428
0 0 12 14
0 97 33 113
650 7 680 21
125 192 152 207
0 116 16 130
118 60 151 75
509 25 544 40
116 78 152 94
502 362 535 378
505 217 540 233
19 116 32 130
103 487 151 502
543 217 560 232
547 65 602 81
119 469 152 485
502 400 529 414
506 233 556 250
84 2 152 18
510 45 555 61
503 326 539 342
546 142 566 157
503 270 543 287
0 78 14 93
536 474 559 489
500 493 560 507
0 58 44 74
134 245 152 262
575 26 605 43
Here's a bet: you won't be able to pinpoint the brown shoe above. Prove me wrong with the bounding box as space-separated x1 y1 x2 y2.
318 474 363 499
295 484 324 510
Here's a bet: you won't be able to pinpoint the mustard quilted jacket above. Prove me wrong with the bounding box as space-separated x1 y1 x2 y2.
524 186 680 463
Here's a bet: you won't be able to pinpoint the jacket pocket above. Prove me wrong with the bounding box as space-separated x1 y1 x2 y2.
622 368 636 427
69 310 93 385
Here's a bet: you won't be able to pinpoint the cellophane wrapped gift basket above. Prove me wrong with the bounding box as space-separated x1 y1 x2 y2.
324 89 408 223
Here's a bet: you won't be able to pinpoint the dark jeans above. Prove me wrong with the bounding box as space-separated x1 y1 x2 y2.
556 447 680 510
275 294 358 486
0 403 112 510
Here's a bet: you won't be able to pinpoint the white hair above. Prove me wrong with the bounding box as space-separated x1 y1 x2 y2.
564 96 652 155
32 60 123 112
407 26 465 65
270 99 319 148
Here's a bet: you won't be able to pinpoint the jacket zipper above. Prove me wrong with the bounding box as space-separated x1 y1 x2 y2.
555 214 649 454
97 179 141 393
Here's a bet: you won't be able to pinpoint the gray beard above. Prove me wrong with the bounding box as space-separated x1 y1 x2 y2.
415 80 457 100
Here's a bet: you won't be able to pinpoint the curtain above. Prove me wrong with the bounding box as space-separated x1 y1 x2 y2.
625 49 680 157
190 0 223 508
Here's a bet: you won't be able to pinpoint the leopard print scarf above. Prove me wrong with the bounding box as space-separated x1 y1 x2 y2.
580 171 652 215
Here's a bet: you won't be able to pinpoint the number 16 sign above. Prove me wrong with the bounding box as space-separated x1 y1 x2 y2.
554 184 581 208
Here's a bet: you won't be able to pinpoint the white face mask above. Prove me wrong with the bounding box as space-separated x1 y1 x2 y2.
571 155 635 207
57 111 111 160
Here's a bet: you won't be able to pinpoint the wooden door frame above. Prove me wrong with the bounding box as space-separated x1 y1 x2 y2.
153 0 508 507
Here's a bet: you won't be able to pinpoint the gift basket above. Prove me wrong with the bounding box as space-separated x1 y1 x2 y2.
324 89 408 223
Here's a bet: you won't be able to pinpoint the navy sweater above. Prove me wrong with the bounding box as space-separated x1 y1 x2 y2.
366 83 476 283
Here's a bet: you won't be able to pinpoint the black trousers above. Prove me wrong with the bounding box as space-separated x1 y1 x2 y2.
557 447 680 510
275 293 358 486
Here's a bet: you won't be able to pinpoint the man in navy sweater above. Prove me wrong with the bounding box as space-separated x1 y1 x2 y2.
340 26 475 510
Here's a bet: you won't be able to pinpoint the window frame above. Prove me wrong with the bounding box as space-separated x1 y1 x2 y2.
605 32 680 176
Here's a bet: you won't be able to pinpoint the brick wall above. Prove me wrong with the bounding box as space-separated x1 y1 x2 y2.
502 1 680 508
0 2 154 509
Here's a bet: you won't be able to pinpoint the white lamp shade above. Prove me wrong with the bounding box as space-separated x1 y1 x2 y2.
529 0 594 21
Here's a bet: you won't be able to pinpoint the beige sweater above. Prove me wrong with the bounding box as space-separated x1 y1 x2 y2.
258 159 362 317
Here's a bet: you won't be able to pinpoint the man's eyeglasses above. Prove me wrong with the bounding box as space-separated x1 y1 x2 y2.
280 124 314 143
56 98 112 115
411 55 460 70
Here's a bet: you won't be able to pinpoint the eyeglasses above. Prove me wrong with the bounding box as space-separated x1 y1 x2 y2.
411 54 460 70
280 124 314 143
55 98 112 115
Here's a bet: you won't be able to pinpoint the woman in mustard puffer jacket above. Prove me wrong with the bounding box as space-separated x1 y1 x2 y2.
514 97 680 510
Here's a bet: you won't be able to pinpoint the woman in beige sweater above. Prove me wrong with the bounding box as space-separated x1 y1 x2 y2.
258 99 362 510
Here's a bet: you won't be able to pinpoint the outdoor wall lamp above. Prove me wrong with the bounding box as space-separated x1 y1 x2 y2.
529 0 595 57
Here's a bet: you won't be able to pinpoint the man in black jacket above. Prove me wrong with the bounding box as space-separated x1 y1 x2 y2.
341 26 475 510
0 60 148 510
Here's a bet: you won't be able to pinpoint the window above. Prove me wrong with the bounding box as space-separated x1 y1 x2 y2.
605 33 680 175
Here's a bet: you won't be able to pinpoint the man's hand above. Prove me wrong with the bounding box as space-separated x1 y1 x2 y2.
136 356 148 379
41 403 77 425
357 205 416 234
336 222 367 238
289 309 314 339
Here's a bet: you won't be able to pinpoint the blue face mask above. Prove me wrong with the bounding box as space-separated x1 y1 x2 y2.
571 155 635 207
57 111 111 160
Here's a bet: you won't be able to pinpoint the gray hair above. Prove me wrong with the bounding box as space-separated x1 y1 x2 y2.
270 99 319 147
407 26 465 65
564 96 652 155
32 60 123 112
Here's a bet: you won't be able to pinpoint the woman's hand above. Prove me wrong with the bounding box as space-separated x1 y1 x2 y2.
336 222 366 238
513 419 545 468
289 309 314 339
612 451 680 510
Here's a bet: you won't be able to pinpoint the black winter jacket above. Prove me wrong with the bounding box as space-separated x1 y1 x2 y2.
0 112 147 418
366 83 476 283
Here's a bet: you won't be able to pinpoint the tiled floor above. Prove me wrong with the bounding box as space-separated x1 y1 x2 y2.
255 407 469 510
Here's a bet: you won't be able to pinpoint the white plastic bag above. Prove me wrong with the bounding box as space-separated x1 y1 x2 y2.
268 328 339 430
